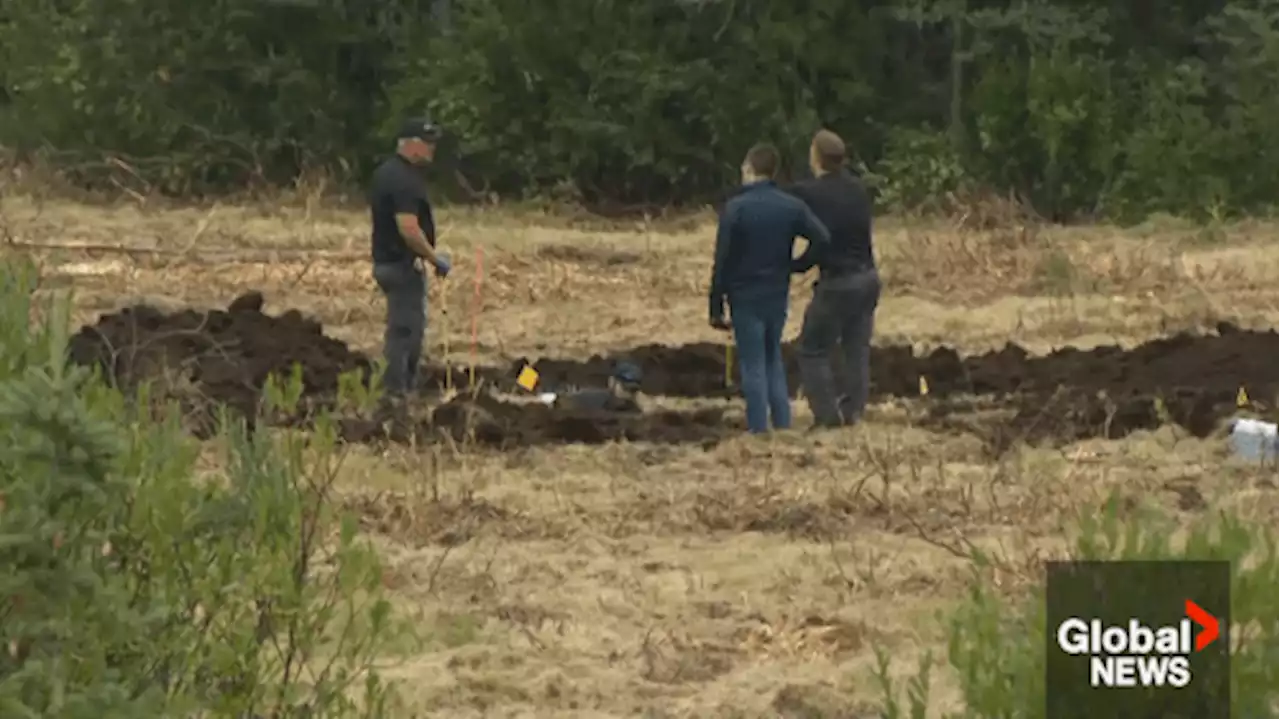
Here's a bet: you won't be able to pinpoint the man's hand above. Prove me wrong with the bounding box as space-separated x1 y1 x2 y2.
709 295 730 331
433 251 452 278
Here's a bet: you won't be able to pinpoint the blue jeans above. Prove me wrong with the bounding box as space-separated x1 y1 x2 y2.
729 288 791 433
373 261 427 396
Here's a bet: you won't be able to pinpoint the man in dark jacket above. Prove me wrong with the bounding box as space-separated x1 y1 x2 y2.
368 117 454 397
787 130 881 428
709 143 830 434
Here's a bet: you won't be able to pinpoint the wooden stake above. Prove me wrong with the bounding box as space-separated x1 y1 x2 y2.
470 246 483 387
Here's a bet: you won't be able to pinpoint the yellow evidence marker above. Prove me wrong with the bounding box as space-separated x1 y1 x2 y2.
1237 386 1249 408
919 376 930 396
517 365 540 392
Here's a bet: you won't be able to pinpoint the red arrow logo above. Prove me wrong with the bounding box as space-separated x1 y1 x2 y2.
1185 599 1220 651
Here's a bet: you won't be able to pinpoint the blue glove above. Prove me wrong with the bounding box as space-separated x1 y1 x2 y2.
433 252 452 278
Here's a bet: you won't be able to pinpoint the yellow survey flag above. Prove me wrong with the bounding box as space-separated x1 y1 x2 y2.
1237 386 1249 407
517 365 540 392
919 376 930 396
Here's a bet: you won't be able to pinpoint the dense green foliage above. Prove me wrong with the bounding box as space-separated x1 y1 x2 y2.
1 0 1275 218
0 262 403 717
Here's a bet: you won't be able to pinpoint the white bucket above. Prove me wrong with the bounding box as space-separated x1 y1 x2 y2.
1229 418 1278 462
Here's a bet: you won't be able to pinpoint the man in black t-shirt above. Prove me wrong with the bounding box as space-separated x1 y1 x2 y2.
368 118 453 397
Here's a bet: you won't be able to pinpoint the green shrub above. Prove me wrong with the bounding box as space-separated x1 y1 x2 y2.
3 0 1272 217
871 126 969 214
0 261 405 717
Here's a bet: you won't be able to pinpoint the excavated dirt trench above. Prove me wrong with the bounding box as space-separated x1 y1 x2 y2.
67 292 1277 449
520 325 1278 450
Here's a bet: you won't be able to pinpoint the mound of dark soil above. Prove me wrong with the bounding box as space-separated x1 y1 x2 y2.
68 292 371 436
980 323 1277 448
66 294 732 447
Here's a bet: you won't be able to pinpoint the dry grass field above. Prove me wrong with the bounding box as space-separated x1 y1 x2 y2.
2 186 1277 717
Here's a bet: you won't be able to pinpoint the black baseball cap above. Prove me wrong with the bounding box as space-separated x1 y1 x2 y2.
397 117 443 142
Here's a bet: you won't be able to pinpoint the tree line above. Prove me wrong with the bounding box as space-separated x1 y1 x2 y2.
1 0 1276 221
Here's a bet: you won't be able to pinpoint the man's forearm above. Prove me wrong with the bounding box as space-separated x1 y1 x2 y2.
791 209 829 272
792 240 822 272
401 228 439 265
708 255 728 317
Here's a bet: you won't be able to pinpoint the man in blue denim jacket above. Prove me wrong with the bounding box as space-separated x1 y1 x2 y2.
708 143 830 434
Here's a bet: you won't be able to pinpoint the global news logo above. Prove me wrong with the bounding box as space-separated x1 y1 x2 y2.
1055 599 1220 689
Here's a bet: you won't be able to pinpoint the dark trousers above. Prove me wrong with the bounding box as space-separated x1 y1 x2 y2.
373 261 427 396
729 288 791 433
797 268 881 426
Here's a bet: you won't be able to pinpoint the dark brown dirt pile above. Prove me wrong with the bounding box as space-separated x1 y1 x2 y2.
65 293 733 447
67 291 371 436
